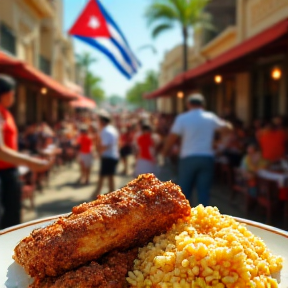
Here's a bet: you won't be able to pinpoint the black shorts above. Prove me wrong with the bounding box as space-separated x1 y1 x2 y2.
120 145 132 158
100 157 118 176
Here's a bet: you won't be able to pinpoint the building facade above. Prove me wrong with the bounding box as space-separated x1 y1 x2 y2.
154 0 288 125
0 0 76 127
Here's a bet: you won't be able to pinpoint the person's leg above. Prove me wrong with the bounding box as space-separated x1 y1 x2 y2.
93 176 105 198
195 157 215 206
177 157 197 203
0 169 22 229
122 156 128 174
85 166 91 184
108 175 115 192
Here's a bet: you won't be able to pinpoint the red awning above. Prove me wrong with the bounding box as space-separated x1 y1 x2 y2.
70 96 97 109
19 63 79 100
145 18 288 99
0 51 22 67
0 51 78 100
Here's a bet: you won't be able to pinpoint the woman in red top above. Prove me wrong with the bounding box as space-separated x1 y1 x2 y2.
134 122 160 176
0 75 51 229
77 125 93 185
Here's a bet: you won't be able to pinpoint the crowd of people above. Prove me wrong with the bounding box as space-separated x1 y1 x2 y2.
1 73 288 230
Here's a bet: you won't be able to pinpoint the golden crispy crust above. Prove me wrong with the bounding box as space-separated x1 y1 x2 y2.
72 174 162 215
14 174 190 279
30 249 138 288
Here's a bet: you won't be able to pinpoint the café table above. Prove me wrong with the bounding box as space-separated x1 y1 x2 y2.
257 169 288 229
257 169 288 187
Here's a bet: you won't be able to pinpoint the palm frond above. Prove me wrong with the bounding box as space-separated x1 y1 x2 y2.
151 23 174 38
145 2 178 27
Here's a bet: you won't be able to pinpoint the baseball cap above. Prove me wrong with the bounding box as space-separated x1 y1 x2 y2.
187 93 205 105
0 75 16 95
97 109 111 121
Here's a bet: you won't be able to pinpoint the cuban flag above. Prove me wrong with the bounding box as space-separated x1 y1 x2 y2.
69 0 141 79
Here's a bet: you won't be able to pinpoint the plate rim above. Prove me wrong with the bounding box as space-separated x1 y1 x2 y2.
1 214 287 238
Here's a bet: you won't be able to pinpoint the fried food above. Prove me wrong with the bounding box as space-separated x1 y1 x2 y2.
72 173 162 215
14 174 190 279
30 249 138 288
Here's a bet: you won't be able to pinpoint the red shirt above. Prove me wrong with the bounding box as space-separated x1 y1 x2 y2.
137 133 154 161
77 134 92 154
259 129 287 161
0 105 18 170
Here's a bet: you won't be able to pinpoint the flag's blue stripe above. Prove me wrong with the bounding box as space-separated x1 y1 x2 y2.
110 37 137 73
97 0 142 67
75 36 132 80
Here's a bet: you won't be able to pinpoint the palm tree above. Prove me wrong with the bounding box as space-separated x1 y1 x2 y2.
145 0 213 72
76 52 99 97
76 52 97 72
85 71 102 98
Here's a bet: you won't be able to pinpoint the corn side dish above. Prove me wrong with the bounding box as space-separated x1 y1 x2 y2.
127 205 283 288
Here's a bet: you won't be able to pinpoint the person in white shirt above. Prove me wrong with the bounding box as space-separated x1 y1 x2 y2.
162 93 232 206
93 110 119 198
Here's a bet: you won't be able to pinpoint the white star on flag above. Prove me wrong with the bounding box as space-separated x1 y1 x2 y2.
88 16 100 29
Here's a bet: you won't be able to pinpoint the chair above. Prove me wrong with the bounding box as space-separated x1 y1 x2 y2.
255 176 279 224
231 168 255 217
21 172 36 210
220 163 234 188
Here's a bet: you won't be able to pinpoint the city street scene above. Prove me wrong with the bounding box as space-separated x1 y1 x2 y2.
1 0 288 287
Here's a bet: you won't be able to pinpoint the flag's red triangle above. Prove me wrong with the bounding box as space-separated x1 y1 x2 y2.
69 0 111 38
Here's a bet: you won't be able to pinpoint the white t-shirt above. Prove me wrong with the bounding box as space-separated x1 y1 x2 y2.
171 109 227 158
101 125 119 159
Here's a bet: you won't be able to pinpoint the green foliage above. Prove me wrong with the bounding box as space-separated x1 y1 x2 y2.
126 70 158 111
109 95 124 106
76 52 106 103
76 52 97 71
145 0 213 71
145 0 212 35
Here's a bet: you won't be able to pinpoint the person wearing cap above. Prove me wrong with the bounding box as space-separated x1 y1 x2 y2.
0 75 52 229
162 93 232 206
76 124 93 185
93 110 119 198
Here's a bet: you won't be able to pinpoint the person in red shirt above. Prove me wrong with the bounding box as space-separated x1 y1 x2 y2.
134 122 160 176
257 119 287 162
77 125 93 185
0 75 51 229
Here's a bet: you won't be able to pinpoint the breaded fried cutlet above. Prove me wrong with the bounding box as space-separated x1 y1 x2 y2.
30 249 138 288
14 174 191 279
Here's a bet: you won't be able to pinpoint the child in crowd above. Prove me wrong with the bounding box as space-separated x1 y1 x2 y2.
240 144 268 197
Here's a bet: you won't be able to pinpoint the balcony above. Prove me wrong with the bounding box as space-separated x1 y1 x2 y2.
24 0 54 18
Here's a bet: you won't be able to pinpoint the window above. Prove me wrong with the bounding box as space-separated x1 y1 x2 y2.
0 23 16 55
39 55 51 75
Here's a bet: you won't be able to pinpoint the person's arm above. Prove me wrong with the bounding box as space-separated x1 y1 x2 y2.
162 133 179 158
214 115 233 132
162 116 182 158
0 127 51 172
96 131 112 154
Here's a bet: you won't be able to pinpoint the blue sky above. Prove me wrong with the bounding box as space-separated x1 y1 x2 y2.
63 0 182 97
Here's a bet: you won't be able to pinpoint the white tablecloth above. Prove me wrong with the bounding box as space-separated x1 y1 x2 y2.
257 169 288 187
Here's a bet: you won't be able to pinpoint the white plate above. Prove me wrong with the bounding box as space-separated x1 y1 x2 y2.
0 217 288 288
